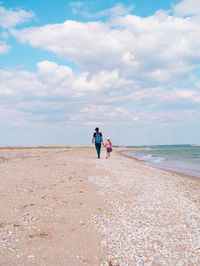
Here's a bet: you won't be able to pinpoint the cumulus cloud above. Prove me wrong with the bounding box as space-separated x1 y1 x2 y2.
0 6 34 28
11 9 200 90
0 61 132 100
1 1 200 141
0 59 200 130
173 0 200 17
2 59 198 110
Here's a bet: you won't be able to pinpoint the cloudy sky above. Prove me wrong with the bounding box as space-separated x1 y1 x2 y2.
0 0 200 146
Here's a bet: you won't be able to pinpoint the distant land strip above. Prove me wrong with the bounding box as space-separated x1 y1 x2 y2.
0 146 95 149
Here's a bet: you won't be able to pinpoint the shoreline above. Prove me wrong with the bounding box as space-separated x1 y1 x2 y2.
120 148 200 182
91 148 200 264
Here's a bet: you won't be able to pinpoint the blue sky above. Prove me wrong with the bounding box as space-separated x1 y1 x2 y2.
0 0 200 146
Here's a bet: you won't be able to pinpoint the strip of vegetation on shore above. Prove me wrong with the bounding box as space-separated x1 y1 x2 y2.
0 146 94 149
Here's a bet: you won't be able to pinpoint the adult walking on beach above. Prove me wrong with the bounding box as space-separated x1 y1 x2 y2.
92 127 104 159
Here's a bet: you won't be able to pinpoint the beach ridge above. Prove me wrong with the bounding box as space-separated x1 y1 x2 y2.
0 148 199 265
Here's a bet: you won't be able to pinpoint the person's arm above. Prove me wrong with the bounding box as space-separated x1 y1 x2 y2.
92 133 95 143
101 136 104 146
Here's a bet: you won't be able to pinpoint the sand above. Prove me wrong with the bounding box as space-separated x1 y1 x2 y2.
0 147 199 265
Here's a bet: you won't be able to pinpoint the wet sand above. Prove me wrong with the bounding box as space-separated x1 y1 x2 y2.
0 148 199 265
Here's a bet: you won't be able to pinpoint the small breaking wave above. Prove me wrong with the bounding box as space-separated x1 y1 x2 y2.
123 149 200 178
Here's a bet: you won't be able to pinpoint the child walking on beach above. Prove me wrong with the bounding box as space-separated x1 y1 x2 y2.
105 137 112 159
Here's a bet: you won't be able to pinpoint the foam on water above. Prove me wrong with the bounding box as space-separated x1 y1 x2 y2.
124 145 200 178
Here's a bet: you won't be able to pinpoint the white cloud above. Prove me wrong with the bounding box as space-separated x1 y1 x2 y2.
1 1 200 141
96 3 135 18
0 67 44 97
0 104 23 126
37 61 73 94
70 104 141 127
11 20 122 73
0 6 34 28
69 2 84 14
0 5 34 56
0 61 131 103
1 60 200 108
11 10 200 90
0 60 200 137
69 2 134 19
173 0 200 17
69 103 200 131
0 41 10 53
195 80 200 89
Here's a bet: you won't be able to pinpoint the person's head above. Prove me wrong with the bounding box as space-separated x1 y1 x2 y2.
107 137 112 144
95 127 99 132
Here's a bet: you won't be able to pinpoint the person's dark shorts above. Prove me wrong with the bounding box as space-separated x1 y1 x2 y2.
107 147 112 153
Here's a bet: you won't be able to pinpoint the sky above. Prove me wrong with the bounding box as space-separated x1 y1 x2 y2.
0 0 200 146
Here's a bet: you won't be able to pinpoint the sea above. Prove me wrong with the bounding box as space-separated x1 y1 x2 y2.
123 145 200 178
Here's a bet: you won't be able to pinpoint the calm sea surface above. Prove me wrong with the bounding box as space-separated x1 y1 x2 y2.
124 145 200 178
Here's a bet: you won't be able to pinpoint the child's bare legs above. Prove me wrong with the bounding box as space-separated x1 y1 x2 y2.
106 152 110 159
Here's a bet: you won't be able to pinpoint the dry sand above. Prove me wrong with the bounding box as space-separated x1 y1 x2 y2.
0 147 199 265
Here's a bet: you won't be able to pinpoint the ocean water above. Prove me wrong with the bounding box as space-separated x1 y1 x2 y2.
124 145 200 178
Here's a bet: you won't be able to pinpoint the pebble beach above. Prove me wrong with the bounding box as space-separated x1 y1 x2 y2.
0 147 199 265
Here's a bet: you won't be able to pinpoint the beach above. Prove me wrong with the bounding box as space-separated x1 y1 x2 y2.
0 148 199 265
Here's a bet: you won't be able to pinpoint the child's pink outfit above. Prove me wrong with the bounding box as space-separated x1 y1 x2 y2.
105 141 112 153
105 141 111 148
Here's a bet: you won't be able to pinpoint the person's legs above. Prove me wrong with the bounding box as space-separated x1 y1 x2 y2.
95 143 98 157
107 147 111 158
95 143 101 158
99 144 101 158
